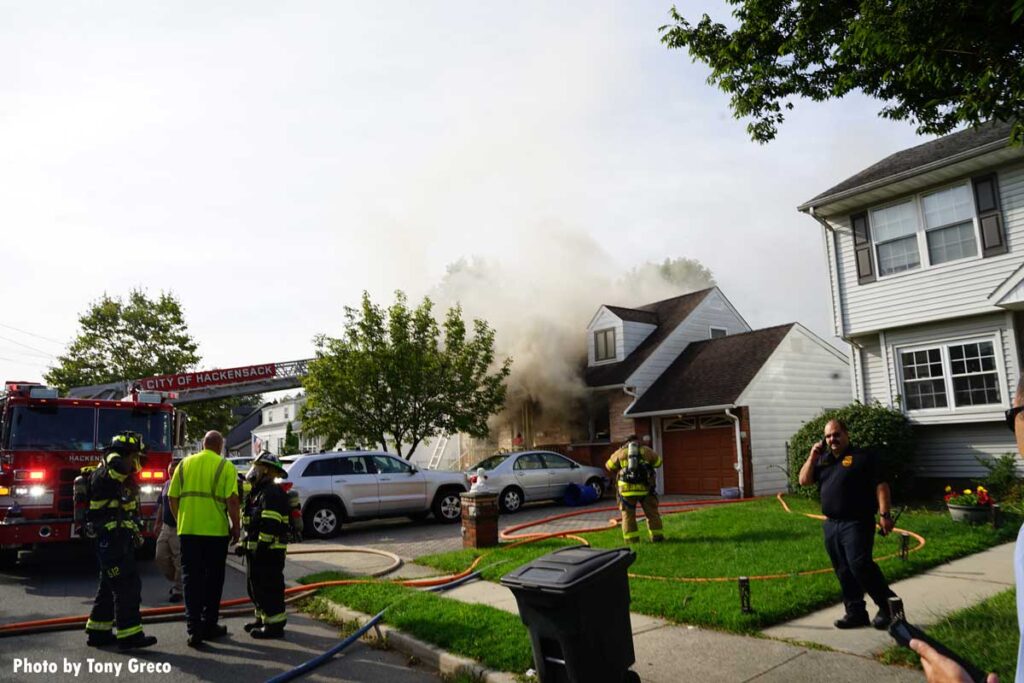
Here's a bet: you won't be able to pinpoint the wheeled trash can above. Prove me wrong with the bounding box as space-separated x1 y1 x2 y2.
501 546 638 683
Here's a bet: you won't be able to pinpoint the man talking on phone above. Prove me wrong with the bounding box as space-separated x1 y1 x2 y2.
799 419 898 629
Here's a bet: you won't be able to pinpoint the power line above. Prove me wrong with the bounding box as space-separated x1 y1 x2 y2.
0 334 56 358
0 355 50 368
0 322 65 345
0 347 54 359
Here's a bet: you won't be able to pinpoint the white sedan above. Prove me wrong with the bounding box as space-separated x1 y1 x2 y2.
467 450 610 513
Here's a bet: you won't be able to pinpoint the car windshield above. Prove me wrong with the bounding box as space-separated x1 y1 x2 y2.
97 408 173 452
474 454 510 470
6 405 96 451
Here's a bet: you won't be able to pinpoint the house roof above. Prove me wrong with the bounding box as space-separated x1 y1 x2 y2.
626 324 795 415
584 288 714 388
801 120 1015 210
604 305 659 325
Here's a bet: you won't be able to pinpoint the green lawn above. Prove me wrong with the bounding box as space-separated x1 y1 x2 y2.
299 574 535 675
416 497 1019 633
879 589 1019 681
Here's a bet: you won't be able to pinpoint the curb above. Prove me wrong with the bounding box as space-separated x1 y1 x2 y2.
319 599 520 683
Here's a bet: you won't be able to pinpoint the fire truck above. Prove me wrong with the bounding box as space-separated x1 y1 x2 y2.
0 381 181 564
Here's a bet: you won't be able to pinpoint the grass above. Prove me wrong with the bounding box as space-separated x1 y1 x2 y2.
879 589 1018 681
298 572 535 675
416 497 1019 633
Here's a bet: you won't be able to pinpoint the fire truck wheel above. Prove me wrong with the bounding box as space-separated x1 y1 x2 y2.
304 500 343 539
0 549 16 568
135 537 156 561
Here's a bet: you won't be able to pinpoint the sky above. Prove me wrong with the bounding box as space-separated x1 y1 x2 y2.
0 1 930 386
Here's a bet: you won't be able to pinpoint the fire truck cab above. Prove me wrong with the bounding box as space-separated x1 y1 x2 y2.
0 381 178 564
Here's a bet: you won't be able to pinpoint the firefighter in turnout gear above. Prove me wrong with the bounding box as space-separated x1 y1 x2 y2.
240 452 291 639
606 435 664 544
83 432 158 650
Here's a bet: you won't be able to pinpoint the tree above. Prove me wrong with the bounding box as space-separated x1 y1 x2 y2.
46 289 254 440
661 1 1024 144
302 291 512 459
283 421 300 455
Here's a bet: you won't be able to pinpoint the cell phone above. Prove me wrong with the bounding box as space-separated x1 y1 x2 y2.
889 619 988 682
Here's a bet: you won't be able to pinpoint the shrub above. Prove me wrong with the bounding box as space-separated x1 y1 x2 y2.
787 402 915 500
976 453 1020 501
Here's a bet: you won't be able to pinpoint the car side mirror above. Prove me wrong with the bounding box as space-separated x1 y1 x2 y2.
571 463 579 469
409 467 418 475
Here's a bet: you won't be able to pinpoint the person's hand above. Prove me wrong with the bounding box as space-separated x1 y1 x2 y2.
910 638 998 683
229 527 240 546
810 441 825 460
879 516 895 536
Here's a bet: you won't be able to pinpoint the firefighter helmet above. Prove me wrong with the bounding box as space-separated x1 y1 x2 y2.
252 452 288 478
104 431 145 454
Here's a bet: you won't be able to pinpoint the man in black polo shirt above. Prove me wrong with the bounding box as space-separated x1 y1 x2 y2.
799 418 897 629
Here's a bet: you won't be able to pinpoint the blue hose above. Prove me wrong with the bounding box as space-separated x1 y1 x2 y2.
264 572 482 682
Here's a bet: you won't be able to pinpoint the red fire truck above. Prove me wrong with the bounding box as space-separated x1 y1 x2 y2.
0 381 179 563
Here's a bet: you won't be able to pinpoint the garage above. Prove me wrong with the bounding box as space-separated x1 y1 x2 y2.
661 415 738 495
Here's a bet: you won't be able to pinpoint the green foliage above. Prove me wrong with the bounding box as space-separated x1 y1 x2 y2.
302 291 512 459
45 289 200 390
976 453 1021 501
661 1 1024 144
786 402 915 499
283 421 300 455
879 588 1018 681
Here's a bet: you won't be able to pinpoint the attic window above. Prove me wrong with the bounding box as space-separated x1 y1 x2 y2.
710 326 728 339
594 328 616 362
664 417 696 431
699 415 733 429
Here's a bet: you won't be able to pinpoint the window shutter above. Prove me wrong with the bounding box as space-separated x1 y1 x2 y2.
851 212 876 284
972 174 1007 257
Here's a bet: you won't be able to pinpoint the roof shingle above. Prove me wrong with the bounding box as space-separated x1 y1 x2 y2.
625 324 795 414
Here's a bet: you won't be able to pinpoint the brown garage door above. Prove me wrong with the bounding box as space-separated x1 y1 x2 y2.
662 415 738 495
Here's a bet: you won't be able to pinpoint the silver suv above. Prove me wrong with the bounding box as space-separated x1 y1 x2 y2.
284 451 468 539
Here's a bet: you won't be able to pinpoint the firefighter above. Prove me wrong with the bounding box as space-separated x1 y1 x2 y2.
606 435 664 544
83 431 157 650
240 452 291 639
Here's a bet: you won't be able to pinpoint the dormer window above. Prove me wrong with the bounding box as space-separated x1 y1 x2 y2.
594 328 616 362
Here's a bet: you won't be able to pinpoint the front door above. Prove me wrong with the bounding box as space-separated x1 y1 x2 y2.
371 454 428 513
332 455 380 517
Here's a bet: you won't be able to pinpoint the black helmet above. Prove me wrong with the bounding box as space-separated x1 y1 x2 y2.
104 431 145 454
252 452 288 479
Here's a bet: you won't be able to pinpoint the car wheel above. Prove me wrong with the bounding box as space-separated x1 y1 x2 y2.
585 478 605 500
499 486 524 513
304 500 342 539
432 488 463 523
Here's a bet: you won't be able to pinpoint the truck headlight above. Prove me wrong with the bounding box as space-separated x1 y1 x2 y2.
28 486 45 498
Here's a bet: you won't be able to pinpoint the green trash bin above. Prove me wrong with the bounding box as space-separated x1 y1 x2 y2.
500 546 638 683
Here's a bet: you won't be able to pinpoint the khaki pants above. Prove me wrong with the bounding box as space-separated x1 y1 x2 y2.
154 525 182 594
619 493 664 543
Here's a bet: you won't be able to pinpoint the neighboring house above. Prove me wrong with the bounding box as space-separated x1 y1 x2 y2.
581 287 850 496
250 394 324 455
225 403 268 458
798 121 1024 481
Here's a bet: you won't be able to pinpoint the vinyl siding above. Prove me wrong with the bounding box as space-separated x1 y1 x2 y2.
621 321 657 358
860 334 890 405
882 313 1017 425
830 162 1024 336
738 327 851 495
913 423 1021 478
628 289 751 394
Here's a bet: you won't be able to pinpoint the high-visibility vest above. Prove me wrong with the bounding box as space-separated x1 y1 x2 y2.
169 450 238 536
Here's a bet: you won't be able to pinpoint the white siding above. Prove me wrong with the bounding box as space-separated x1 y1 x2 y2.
830 162 1024 336
860 335 890 405
622 321 657 358
914 423 1020 478
737 326 851 495
628 288 751 394
882 313 1017 425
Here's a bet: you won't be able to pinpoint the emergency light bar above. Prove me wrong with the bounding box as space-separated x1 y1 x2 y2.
137 391 163 404
28 386 58 399
14 469 47 482
139 470 166 481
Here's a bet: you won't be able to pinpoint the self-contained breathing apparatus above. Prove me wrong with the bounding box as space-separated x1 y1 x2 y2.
73 431 145 547
620 442 654 487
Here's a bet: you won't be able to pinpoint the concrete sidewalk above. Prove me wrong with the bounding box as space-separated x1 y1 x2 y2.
763 542 1015 656
440 579 923 683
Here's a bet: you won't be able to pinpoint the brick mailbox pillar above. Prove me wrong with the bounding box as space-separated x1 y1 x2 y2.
461 491 499 549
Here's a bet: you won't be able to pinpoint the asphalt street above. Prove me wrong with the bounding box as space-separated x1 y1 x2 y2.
0 543 442 683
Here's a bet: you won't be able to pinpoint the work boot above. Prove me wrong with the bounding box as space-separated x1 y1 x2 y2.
168 589 183 604
833 612 870 629
250 624 285 640
243 620 263 633
202 623 228 640
86 631 116 647
118 633 158 650
186 633 203 648
872 607 892 629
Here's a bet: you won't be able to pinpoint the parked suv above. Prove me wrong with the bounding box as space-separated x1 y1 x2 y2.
284 451 468 539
